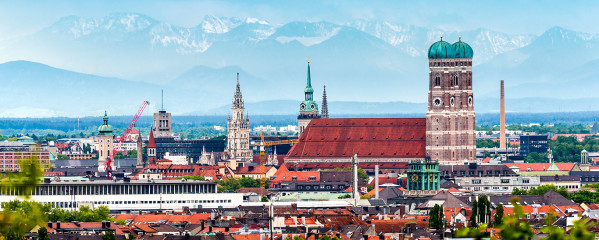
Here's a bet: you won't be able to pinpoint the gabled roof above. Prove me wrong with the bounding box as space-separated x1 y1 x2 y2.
419 190 469 208
286 118 426 161
235 165 274 175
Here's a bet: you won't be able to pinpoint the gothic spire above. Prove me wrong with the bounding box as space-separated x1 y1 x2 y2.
321 83 329 118
233 72 244 109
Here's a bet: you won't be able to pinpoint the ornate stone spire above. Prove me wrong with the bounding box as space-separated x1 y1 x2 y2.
233 72 244 109
321 83 329 118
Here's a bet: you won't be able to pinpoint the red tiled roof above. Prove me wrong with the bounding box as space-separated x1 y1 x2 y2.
291 162 408 170
285 118 426 161
504 163 575 172
236 165 274 175
116 213 211 225
368 175 399 187
269 164 319 188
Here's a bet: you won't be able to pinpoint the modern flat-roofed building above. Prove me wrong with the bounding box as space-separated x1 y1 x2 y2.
0 178 243 211
0 151 53 172
520 135 548 157
440 163 540 193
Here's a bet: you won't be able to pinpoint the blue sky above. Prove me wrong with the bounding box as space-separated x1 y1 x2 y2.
1 0 598 39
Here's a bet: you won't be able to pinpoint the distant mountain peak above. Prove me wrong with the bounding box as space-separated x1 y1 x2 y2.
200 15 243 33
245 17 270 25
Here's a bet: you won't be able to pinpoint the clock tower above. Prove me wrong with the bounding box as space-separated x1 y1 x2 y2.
298 60 320 135
426 37 476 164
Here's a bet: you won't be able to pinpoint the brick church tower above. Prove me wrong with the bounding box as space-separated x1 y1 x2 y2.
426 37 476 164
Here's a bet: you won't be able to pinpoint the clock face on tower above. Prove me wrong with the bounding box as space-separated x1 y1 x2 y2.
300 103 305 110
310 103 315 110
433 97 442 107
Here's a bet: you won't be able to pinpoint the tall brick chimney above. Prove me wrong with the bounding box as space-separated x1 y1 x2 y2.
500 80 506 149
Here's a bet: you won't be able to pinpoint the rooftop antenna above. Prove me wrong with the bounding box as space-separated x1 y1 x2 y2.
161 89 164 111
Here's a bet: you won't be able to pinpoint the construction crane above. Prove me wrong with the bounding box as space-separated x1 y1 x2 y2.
259 133 266 189
105 101 150 180
250 138 298 148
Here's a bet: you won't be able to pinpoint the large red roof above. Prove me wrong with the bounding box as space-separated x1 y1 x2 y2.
286 118 426 162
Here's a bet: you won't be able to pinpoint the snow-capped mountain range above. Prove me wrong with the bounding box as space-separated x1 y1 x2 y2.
1 13 599 117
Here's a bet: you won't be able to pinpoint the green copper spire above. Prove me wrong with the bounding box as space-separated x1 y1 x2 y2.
98 110 114 135
305 62 314 98
299 60 319 113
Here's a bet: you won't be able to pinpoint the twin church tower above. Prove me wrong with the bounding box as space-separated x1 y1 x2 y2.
229 37 475 164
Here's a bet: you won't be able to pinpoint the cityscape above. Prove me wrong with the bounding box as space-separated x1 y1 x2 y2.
2 1 599 240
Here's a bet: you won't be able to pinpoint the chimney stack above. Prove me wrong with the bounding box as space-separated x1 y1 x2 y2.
375 165 379 199
500 80 506 149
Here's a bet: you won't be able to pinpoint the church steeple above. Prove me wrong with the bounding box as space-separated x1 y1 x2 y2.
305 61 314 101
233 72 244 109
321 83 329 118
299 60 318 112
298 59 320 135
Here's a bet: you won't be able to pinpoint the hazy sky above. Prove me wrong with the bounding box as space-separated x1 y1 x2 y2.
2 0 599 39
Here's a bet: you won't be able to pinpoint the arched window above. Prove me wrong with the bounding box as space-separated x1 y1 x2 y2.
454 75 459 86
435 76 441 86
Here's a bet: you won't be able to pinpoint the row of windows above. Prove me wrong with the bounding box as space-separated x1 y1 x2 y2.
2 183 215 196
32 199 233 209
470 179 515 184
431 61 472 67
442 170 512 176
296 185 347 190
433 76 472 87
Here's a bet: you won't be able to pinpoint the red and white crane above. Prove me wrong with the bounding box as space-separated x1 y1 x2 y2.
105 101 149 179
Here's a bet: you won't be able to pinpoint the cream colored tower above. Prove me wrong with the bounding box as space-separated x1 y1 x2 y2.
97 111 115 172
226 73 252 164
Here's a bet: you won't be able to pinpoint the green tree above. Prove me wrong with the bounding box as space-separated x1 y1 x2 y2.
261 196 268 202
513 185 569 199
337 194 351 199
182 175 205 181
541 212 567 240
428 204 444 229
569 218 595 240
494 203 504 226
0 157 45 239
127 150 137 158
470 200 478 227
455 224 487 240
477 195 491 224
37 226 50 240
102 230 116 240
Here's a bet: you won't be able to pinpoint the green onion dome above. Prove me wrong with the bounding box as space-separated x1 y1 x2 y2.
452 37 474 58
428 37 455 59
